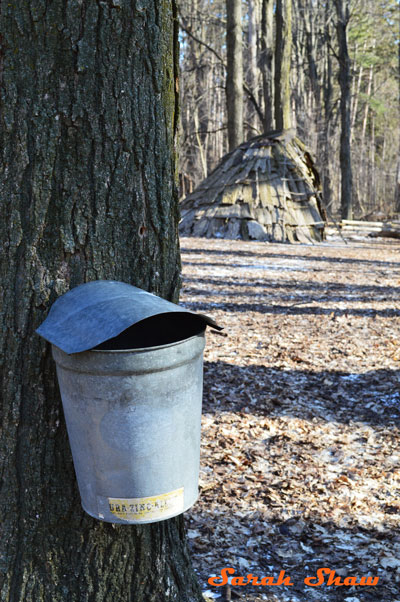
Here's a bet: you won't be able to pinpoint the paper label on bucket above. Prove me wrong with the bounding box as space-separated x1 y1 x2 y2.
108 487 184 522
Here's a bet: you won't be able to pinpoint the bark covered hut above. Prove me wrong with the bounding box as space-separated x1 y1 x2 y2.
179 131 326 243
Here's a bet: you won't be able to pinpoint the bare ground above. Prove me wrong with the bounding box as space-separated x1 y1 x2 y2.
179 235 400 602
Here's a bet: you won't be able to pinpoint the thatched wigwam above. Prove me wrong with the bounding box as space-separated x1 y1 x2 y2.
179 131 326 243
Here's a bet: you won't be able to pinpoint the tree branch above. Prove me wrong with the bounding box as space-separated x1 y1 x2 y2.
179 18 264 126
180 19 225 65
186 126 228 138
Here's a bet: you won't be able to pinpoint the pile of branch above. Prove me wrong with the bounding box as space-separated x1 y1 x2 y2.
333 220 400 239
369 221 400 239
341 219 383 235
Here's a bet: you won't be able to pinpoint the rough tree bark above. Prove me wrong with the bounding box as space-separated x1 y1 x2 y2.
226 0 244 150
334 0 353 220
0 2 203 601
274 0 292 130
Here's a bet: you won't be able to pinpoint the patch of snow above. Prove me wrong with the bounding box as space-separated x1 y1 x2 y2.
340 373 362 381
234 262 309 272
379 391 400 408
202 590 221 600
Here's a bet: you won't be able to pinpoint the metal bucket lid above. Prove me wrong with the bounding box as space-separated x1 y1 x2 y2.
36 280 221 354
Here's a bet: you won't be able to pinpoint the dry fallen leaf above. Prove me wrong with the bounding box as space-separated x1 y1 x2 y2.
181 236 400 602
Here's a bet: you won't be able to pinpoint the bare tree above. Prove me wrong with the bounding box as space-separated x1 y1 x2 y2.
260 0 275 131
246 0 260 133
226 0 244 149
178 0 399 217
334 0 353 219
275 0 292 130
394 31 400 213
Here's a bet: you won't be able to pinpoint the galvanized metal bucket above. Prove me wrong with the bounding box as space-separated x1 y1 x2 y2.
52 333 205 523
36 281 220 524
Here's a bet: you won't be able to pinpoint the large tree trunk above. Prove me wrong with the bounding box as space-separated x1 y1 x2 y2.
274 0 292 130
0 2 203 601
226 0 244 150
334 0 353 220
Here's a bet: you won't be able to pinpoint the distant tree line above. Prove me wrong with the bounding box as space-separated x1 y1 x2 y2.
178 0 399 220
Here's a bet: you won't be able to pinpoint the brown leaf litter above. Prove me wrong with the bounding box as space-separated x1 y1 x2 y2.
179 236 400 602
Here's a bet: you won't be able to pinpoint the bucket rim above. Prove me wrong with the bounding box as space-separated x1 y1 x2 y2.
52 330 206 375
55 329 206 356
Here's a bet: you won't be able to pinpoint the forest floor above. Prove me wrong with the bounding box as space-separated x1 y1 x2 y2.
179 235 400 602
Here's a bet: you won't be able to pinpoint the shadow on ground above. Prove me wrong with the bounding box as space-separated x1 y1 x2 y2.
203 361 400 427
